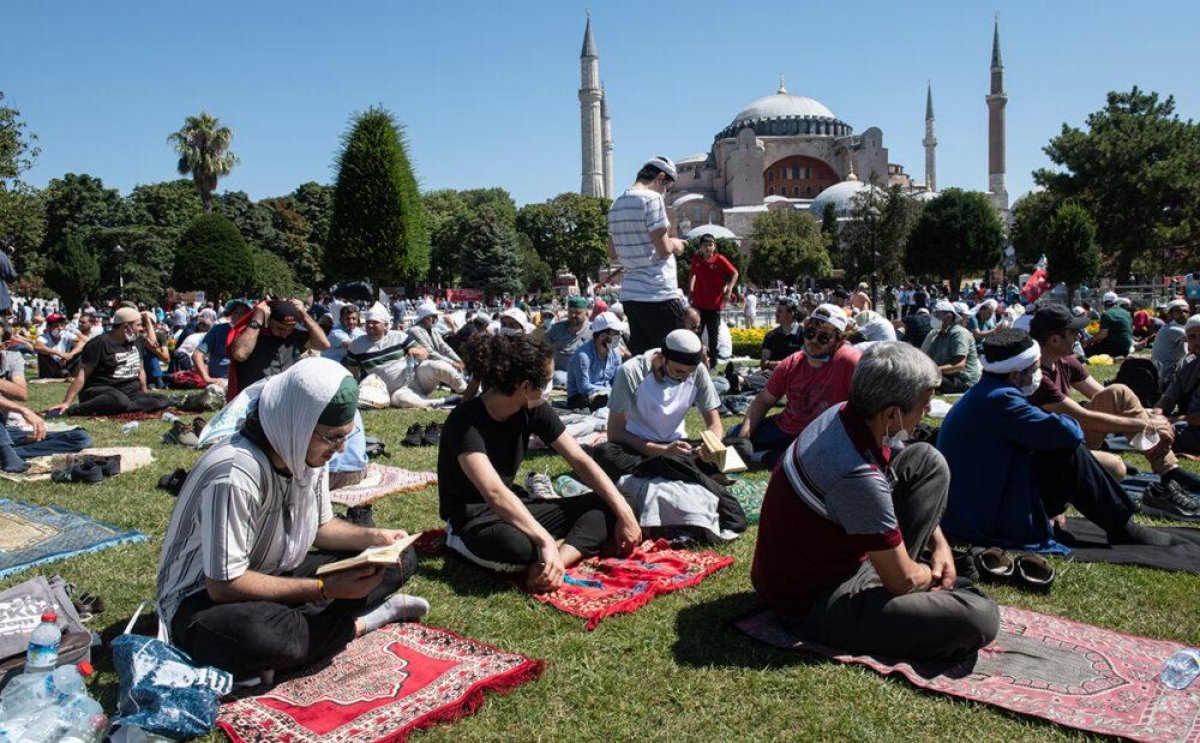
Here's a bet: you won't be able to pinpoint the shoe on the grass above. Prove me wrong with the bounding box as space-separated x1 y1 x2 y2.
402 423 424 447
163 420 199 447
525 472 558 499
344 505 375 527
1141 479 1200 521
422 422 442 447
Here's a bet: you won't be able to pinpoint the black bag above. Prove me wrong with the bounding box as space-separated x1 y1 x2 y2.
1110 357 1160 408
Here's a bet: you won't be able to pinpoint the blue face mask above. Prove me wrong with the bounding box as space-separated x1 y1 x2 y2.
660 373 682 388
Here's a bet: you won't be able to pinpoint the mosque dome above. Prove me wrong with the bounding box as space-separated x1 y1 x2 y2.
683 223 738 241
808 177 882 218
716 78 851 141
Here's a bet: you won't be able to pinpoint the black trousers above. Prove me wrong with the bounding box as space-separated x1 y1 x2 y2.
37 353 80 379
67 385 173 416
170 549 417 679
792 444 1000 661
623 299 685 356
1032 441 1137 534
697 308 722 367
450 494 618 569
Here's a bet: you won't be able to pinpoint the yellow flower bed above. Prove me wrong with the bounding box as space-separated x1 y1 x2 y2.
730 327 769 344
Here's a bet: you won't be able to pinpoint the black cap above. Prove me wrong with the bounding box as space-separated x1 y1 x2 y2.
1029 304 1089 341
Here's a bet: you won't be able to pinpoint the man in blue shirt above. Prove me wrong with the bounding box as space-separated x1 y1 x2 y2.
324 305 366 364
939 329 1169 551
193 300 252 384
567 312 624 411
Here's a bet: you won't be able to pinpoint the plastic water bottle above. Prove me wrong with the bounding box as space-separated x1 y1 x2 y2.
120 421 139 435
24 612 61 674
555 475 589 497
1161 648 1200 690
161 412 180 423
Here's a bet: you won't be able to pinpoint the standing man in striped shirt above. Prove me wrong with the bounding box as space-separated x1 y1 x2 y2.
607 156 686 354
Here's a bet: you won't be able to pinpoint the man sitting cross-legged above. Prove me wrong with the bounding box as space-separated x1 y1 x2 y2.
1027 304 1200 516
566 311 624 411
939 329 1171 550
157 359 429 681
734 304 861 468
346 303 465 409
752 342 999 661
438 333 640 592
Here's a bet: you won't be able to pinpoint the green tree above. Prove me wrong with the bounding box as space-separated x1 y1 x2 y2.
820 202 841 268
89 226 176 303
515 193 609 279
746 210 831 286
1009 189 1060 270
676 236 745 289
1035 87 1200 280
127 179 203 232
41 173 126 251
290 181 334 276
461 206 522 299
517 233 553 294
168 112 239 212
1045 203 1100 306
424 189 473 286
904 188 1004 299
326 107 429 290
249 247 306 297
0 91 39 189
43 235 100 312
216 191 279 252
261 197 321 288
0 187 45 285
172 213 254 298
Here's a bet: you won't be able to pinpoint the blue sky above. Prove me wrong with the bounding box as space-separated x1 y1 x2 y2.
6 1 1197 207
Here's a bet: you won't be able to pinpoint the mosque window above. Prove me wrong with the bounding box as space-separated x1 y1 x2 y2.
767 170 774 182
793 187 801 196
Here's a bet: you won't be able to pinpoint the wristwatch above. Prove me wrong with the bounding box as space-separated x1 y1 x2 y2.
248 320 263 330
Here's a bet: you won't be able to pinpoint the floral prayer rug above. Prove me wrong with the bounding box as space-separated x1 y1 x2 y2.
535 539 734 630
735 605 1199 742
0 499 147 579
329 464 438 507
728 478 767 524
217 623 543 743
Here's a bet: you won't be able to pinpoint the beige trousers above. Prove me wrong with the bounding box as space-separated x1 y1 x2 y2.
1082 384 1176 478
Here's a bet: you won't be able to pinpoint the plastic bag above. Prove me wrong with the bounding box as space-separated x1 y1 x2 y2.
195 378 267 449
357 374 391 409
109 634 232 740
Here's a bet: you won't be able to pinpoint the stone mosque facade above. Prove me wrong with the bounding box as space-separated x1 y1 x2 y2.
578 17 1009 245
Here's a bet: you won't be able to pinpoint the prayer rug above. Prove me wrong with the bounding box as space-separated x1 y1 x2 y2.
217 623 543 743
329 464 437 507
0 499 147 579
0 446 156 483
728 478 767 524
736 605 1199 742
535 540 734 630
1056 517 1200 573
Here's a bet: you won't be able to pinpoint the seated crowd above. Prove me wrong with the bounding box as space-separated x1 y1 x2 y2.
7 285 1200 685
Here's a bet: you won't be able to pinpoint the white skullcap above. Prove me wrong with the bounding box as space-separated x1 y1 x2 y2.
363 303 390 323
1186 315 1200 331
416 302 438 322
1102 291 1118 305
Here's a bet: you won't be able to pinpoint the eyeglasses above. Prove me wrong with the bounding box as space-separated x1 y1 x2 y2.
315 425 360 449
802 325 834 345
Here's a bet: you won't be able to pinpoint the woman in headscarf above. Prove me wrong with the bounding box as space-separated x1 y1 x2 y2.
157 357 427 681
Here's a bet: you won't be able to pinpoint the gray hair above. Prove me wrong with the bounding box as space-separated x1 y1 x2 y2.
848 342 941 418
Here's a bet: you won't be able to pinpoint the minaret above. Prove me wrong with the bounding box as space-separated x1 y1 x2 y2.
600 83 614 199
578 14 604 197
923 82 937 192
986 15 1008 211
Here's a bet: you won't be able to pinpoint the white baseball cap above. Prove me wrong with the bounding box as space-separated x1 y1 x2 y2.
591 311 626 335
1102 291 1119 305
1167 299 1190 313
810 303 848 332
416 302 439 322
932 299 957 316
642 155 677 181
499 307 533 333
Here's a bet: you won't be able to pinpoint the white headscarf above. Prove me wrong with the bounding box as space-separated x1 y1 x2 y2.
258 357 351 491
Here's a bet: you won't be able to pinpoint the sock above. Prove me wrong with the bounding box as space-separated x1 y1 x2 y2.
1164 467 1200 494
356 593 430 634
1107 520 1172 546
0 445 29 473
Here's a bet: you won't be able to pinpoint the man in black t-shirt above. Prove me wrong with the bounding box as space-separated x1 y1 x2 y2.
229 299 331 395
47 307 173 417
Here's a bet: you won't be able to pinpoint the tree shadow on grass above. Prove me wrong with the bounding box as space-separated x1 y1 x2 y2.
673 591 822 670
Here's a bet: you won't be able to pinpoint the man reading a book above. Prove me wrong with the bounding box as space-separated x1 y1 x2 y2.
156 358 429 681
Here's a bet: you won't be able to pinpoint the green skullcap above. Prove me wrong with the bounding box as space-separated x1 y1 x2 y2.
568 296 590 309
318 376 359 427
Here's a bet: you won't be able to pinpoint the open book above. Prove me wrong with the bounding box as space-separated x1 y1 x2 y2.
315 532 422 576
699 431 747 474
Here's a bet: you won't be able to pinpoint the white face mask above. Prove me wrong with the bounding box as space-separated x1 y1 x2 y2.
499 327 523 336
527 377 553 408
884 409 911 448
1131 428 1161 451
930 317 943 331
1020 368 1042 397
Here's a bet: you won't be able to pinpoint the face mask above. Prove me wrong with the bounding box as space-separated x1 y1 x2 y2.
1020 368 1042 397
1131 428 1161 451
659 368 683 388
526 377 553 408
50 331 61 340
884 409 911 449
499 327 522 336
930 317 943 331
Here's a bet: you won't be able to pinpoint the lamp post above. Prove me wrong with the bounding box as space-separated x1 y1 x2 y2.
865 206 881 311
113 244 125 300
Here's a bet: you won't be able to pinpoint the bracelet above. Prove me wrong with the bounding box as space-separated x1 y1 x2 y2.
317 577 328 600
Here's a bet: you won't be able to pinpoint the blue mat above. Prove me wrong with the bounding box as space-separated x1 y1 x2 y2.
0 499 147 579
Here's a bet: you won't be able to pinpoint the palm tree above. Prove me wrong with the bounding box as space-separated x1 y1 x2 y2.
168 113 238 212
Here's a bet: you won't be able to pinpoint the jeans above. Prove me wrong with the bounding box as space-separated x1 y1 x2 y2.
0 426 94 471
748 415 796 469
790 444 1000 661
170 548 417 679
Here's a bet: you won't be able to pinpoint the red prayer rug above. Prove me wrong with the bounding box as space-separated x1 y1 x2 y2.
329 464 438 507
736 605 1200 742
535 539 735 630
217 623 543 743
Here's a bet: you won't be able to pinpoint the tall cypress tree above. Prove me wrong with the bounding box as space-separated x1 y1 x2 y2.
326 107 429 291
461 207 523 299
44 235 99 312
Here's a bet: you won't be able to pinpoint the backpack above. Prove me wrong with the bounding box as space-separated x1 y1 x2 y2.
1109 357 1160 408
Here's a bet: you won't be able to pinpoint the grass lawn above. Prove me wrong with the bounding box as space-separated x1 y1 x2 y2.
5 365 1199 742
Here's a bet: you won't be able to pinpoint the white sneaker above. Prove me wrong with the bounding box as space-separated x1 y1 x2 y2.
525 472 558 499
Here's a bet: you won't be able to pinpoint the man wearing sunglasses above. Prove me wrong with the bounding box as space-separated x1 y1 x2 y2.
735 304 861 468
607 156 686 355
